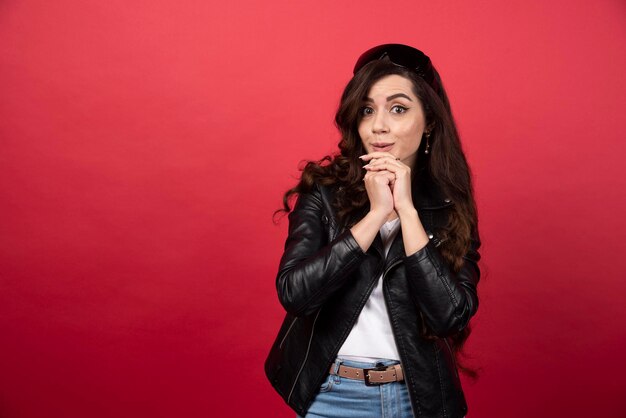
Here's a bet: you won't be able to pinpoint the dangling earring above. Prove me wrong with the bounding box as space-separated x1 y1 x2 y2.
424 131 431 154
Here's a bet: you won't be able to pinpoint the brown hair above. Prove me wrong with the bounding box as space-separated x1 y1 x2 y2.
278 59 479 374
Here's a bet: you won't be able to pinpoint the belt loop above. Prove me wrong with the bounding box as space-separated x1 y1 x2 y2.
394 364 404 381
332 358 342 384
332 358 341 374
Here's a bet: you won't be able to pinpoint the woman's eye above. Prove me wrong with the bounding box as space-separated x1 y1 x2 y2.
360 106 374 116
390 105 408 114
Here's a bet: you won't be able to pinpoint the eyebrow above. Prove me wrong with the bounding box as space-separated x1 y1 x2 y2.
364 93 414 102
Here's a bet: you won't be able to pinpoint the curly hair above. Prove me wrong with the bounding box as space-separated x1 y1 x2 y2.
278 59 480 375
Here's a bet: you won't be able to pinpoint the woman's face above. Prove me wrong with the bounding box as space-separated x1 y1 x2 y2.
358 74 427 169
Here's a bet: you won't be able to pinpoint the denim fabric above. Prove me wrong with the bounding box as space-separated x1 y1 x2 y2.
296 358 414 418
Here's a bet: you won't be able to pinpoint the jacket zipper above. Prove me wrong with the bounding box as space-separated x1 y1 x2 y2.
382 261 403 356
382 258 413 409
384 258 402 278
287 262 386 404
384 251 458 378
287 308 321 404
279 317 298 349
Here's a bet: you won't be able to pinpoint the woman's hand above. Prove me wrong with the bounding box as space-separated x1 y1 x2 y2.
349 159 396 252
362 165 395 218
361 151 428 255
361 152 415 215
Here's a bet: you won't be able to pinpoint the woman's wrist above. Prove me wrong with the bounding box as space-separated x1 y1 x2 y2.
367 208 392 224
397 208 429 255
396 207 418 220
350 209 390 252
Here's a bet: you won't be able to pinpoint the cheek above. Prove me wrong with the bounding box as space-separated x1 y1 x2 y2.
398 123 421 141
398 123 423 150
409 120 425 139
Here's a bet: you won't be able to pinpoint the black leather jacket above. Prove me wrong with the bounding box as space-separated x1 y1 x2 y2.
265 181 481 418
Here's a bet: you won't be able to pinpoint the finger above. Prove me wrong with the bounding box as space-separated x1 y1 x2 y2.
363 171 388 182
364 162 409 174
365 156 404 168
364 170 394 184
373 170 396 184
359 152 398 161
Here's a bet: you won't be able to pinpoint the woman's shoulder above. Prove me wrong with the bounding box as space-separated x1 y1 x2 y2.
291 181 339 219
295 180 333 205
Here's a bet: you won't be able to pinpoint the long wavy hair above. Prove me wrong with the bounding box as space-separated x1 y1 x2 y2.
278 59 479 376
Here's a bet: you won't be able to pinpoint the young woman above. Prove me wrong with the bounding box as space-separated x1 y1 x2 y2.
265 44 481 418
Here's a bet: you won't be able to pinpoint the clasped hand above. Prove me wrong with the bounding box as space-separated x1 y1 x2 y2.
360 152 415 217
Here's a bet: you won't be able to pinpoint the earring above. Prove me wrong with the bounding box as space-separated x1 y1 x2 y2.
424 131 431 154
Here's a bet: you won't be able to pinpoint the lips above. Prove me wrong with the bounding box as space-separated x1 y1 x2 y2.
371 142 394 152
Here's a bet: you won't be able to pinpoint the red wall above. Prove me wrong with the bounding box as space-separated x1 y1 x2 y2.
1 1 625 417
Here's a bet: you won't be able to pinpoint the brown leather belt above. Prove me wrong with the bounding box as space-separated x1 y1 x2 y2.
329 363 404 386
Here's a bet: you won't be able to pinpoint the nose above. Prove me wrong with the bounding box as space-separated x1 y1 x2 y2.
371 109 389 134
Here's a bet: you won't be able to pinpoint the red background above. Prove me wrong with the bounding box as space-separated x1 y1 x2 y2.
1 1 625 417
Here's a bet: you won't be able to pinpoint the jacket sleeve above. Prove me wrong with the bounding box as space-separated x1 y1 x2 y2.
276 186 367 317
403 230 481 337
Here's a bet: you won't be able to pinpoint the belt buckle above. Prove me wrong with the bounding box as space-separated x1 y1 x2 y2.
363 364 389 386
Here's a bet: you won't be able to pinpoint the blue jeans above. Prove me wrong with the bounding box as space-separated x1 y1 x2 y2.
297 358 415 418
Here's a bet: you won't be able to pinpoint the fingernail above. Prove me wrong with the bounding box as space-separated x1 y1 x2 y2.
358 155 367 159
362 164 370 168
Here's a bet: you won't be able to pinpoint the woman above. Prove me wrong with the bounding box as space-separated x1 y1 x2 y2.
265 44 481 418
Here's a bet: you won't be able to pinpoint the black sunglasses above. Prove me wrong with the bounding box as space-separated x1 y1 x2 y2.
353 44 440 94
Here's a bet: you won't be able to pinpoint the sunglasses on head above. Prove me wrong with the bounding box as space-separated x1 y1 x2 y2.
353 44 440 94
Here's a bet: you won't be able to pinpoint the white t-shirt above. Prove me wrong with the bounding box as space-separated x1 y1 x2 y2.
337 217 402 362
